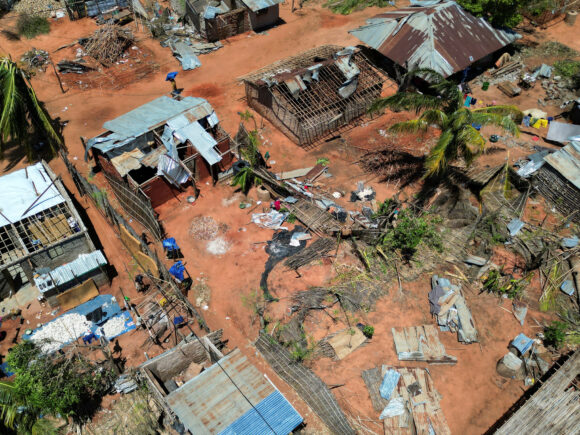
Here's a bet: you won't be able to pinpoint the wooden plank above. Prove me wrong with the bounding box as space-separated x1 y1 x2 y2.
392 328 410 354
423 324 446 358
404 326 420 353
438 292 459 317
454 294 478 343
362 367 388 412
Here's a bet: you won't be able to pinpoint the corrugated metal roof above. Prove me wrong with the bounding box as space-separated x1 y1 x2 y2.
240 0 283 12
34 250 107 293
165 349 302 435
349 1 520 77
103 96 213 139
0 162 66 227
543 141 580 190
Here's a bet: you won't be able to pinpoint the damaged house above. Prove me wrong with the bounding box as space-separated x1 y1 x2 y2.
349 0 520 78
185 0 282 42
241 45 385 146
86 96 235 208
140 333 303 435
0 162 107 302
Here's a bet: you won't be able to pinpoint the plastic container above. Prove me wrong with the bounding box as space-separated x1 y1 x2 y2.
482 82 490 91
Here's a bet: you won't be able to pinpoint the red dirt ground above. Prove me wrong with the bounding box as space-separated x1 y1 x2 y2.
0 2 578 434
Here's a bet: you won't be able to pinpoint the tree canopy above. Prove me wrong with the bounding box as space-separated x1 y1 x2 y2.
0 341 115 433
0 58 62 161
456 0 525 27
370 69 522 179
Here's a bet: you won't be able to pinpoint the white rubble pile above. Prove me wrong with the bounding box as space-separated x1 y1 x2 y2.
101 315 127 339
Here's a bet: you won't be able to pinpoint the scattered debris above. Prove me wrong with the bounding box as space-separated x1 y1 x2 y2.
251 210 288 230
190 216 223 240
327 327 367 359
57 60 96 74
284 237 336 271
206 236 231 255
82 24 134 66
20 48 49 73
429 276 478 343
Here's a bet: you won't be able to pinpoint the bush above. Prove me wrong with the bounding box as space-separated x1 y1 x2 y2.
456 0 524 27
380 209 442 260
17 15 50 39
325 0 390 15
482 268 528 299
544 321 567 349
553 60 580 79
362 325 374 338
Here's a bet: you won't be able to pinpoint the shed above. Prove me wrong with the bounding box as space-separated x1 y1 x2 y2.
349 1 520 77
240 45 386 146
0 162 99 298
86 96 236 207
165 349 302 434
185 0 282 42
534 141 580 223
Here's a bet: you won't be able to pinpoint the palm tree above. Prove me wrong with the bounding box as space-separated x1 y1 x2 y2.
370 69 522 179
0 381 58 434
0 57 63 161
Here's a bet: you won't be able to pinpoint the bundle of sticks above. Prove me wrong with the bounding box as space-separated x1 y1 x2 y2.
83 24 134 66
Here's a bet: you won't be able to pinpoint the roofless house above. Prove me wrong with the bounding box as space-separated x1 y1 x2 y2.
349 1 520 78
240 45 386 147
86 96 236 208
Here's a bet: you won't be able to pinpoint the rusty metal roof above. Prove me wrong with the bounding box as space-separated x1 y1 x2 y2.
349 1 520 77
165 348 302 434
543 141 580 190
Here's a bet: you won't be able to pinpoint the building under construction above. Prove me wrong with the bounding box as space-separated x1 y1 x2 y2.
241 45 385 147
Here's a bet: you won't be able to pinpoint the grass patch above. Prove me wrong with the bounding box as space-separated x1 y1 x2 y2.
17 15 50 39
553 60 580 78
325 0 390 15
521 41 578 59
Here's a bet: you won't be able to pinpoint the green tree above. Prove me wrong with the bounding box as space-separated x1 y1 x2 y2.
456 0 524 27
370 69 522 179
0 341 114 432
0 58 63 161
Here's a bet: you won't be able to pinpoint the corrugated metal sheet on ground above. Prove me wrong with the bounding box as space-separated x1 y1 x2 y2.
86 0 129 17
0 162 65 227
543 141 580 189
172 42 202 71
102 96 212 139
35 250 107 293
546 121 580 144
166 349 301 435
349 1 520 77
219 390 303 435
173 120 221 165
240 0 283 12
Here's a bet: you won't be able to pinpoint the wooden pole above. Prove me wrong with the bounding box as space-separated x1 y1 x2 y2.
50 59 66 94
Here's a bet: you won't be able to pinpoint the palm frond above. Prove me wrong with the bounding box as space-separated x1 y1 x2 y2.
0 381 19 430
0 60 24 145
403 68 446 85
471 111 520 137
450 108 473 132
32 417 60 435
423 130 454 178
456 125 486 165
419 109 448 128
23 72 62 151
369 92 442 115
389 119 429 134
473 105 524 123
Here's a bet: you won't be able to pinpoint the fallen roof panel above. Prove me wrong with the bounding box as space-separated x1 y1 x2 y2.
543 141 580 189
349 1 520 77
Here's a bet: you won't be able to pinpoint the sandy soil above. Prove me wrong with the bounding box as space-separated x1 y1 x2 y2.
1 2 579 434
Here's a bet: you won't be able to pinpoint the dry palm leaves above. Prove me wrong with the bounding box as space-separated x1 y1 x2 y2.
83 24 134 66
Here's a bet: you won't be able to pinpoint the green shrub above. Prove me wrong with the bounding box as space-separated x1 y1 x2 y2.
482 268 528 299
325 0 389 15
17 15 50 39
553 60 580 79
286 212 297 223
544 321 567 349
380 209 442 260
362 325 374 338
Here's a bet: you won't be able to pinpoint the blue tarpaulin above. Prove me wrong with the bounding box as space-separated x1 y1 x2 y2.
511 333 534 355
95 311 136 340
379 369 400 400
562 236 579 249
169 261 185 281
507 218 525 237
163 238 180 251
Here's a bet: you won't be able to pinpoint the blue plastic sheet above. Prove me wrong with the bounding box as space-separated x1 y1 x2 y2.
562 236 579 249
169 261 185 281
163 237 180 251
379 369 401 400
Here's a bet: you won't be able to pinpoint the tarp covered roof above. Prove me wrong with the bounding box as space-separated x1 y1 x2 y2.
165 349 303 435
543 141 580 190
349 1 520 77
0 162 65 228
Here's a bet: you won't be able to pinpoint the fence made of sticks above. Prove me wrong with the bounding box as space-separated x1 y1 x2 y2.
255 333 356 435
